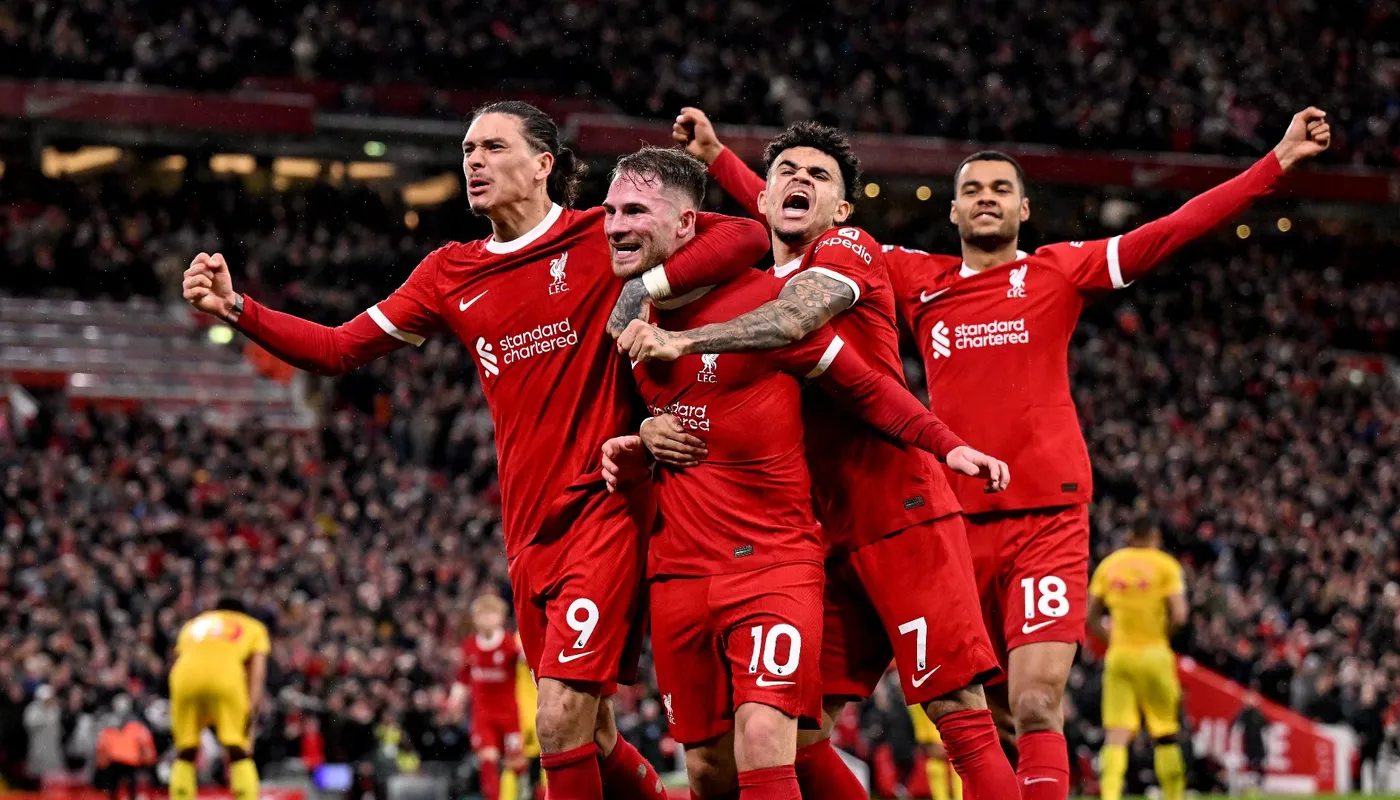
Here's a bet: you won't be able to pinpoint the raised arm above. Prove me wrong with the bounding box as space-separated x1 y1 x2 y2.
184 251 442 376
1110 108 1331 288
608 213 769 337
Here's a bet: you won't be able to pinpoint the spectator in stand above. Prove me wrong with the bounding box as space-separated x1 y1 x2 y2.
4 0 1398 165
23 685 64 781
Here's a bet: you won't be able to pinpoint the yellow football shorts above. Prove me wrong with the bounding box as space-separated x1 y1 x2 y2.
1101 646 1181 738
169 658 251 751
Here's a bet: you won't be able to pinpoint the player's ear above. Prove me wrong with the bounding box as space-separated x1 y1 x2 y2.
1019 197 1030 223
833 199 852 223
535 150 555 186
757 188 770 214
677 207 697 239
949 200 958 226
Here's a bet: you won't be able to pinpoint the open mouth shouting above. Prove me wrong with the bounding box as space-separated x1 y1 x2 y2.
781 189 813 219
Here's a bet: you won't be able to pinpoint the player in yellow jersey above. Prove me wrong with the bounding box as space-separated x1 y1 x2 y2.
168 597 270 800
909 704 963 800
1088 518 1188 800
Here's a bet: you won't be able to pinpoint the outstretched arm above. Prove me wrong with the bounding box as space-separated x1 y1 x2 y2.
618 270 855 361
184 252 424 376
1109 108 1331 288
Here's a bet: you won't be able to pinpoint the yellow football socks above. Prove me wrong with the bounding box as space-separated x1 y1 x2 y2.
229 757 260 800
170 759 197 800
1099 743 1129 800
1155 743 1186 800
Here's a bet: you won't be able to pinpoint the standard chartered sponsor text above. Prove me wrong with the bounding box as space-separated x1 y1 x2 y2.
954 318 1030 351
649 403 711 431
501 319 579 365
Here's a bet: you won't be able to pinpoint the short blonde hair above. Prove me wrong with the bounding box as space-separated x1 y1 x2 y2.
471 594 508 617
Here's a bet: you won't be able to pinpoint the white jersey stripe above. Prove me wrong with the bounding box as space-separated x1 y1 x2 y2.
1107 235 1132 289
806 335 845 379
368 305 426 346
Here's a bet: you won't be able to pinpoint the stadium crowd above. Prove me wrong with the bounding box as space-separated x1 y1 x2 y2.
5 0 1400 165
2 164 1398 792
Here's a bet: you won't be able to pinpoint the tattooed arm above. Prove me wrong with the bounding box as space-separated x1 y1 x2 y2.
607 275 649 339
617 271 856 362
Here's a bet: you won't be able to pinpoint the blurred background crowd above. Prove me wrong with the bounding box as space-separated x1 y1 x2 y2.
0 0 1398 796
4 0 1400 164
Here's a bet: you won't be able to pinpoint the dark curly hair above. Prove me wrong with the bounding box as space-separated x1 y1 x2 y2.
470 100 586 208
762 121 862 204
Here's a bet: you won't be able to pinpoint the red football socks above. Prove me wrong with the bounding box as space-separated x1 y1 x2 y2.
936 708 1021 800
739 765 801 800
478 758 501 800
1015 731 1069 800
794 739 868 800
541 743 603 800
600 738 666 800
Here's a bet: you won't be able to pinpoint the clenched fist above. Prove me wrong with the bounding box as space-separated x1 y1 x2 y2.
1272 107 1331 172
183 252 240 321
672 107 725 165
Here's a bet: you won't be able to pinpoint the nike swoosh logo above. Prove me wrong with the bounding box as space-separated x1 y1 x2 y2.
755 674 795 687
557 650 594 663
1024 777 1059 785
1021 620 1056 635
459 290 488 312
911 666 941 688
920 288 950 303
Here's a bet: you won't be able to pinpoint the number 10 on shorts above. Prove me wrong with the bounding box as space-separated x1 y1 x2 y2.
1021 576 1069 619
747 624 801 676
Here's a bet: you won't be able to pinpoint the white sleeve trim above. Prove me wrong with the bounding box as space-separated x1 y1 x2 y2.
642 264 672 300
803 266 862 306
806 336 845 379
1106 235 1132 289
367 304 426 346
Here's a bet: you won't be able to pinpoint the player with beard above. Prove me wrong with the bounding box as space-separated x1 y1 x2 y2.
615 120 1020 800
182 101 769 800
599 147 1008 800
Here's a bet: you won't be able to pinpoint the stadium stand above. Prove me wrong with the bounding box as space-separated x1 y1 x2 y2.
4 0 1400 165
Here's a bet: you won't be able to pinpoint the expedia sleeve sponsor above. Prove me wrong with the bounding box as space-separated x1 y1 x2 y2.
500 318 579 365
953 318 1030 351
816 235 873 264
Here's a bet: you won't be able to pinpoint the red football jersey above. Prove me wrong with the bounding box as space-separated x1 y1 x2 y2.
783 227 961 549
634 270 842 578
459 630 521 722
886 150 1286 515
363 206 766 556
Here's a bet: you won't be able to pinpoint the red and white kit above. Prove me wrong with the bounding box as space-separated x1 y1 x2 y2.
885 153 1288 664
231 205 768 688
639 269 978 742
460 630 523 756
658 151 1000 704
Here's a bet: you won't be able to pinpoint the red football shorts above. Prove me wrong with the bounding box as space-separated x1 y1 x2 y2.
508 485 650 692
649 561 824 745
470 713 523 759
965 504 1090 674
820 514 1000 706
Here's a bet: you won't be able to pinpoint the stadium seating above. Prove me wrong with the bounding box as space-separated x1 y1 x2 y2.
5 0 1398 165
